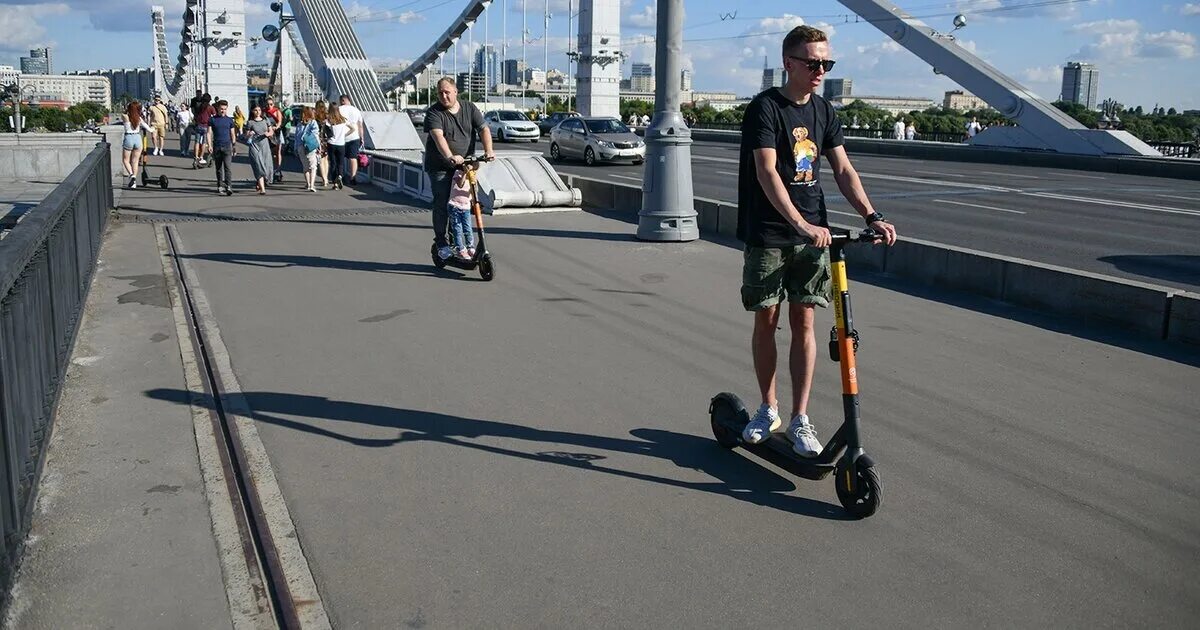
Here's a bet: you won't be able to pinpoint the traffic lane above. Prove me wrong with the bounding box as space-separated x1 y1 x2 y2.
173 211 1200 627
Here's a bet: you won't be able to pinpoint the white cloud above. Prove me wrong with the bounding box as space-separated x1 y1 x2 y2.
1182 3 1200 16
1021 65 1062 83
0 3 69 53
1141 30 1197 58
1069 19 1140 34
626 5 655 29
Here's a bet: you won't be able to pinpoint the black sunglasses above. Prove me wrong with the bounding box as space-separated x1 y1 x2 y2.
788 56 836 73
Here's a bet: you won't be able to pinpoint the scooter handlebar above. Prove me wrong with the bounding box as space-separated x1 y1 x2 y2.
459 154 496 168
830 228 884 244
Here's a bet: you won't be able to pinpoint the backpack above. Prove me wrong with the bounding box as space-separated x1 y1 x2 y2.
302 122 319 152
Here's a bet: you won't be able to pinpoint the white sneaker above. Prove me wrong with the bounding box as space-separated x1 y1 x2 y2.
742 404 781 444
787 414 823 458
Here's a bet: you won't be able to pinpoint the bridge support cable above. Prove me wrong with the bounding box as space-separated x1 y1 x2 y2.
834 0 1158 156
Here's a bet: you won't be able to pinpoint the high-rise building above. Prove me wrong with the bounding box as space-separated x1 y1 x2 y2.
1061 61 1099 109
630 62 654 92
761 57 786 91
473 45 499 90
680 69 692 92
524 68 547 90
20 47 52 75
502 59 527 86
456 72 487 95
823 78 852 100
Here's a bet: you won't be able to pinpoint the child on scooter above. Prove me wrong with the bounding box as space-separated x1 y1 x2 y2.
446 164 477 260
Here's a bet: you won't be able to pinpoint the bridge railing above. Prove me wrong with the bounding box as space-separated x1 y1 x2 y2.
0 144 111 589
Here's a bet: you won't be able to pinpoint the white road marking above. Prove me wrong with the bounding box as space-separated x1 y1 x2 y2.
717 170 739 176
608 174 643 182
828 209 862 219
692 154 739 164
1052 172 1108 180
978 170 1040 180
914 170 966 178
1154 193 1200 202
856 172 1020 193
933 198 1027 215
1023 191 1200 217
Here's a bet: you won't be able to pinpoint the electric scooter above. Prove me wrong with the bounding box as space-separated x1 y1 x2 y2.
709 228 885 518
138 134 169 189
430 155 497 281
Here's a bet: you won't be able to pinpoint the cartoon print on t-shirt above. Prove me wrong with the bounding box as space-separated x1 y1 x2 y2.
792 126 817 183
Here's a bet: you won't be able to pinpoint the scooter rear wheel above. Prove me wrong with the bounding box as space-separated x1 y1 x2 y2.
159 175 169 189
835 461 882 519
479 257 495 281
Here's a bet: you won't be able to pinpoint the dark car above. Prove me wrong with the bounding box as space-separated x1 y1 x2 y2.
538 111 581 136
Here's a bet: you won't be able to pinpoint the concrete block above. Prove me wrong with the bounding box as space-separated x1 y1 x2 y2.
885 239 1005 299
613 183 642 213
0 149 15 179
575 177 615 210
1166 292 1200 347
717 203 738 238
13 150 37 179
1002 263 1170 338
695 198 720 235
844 240 888 272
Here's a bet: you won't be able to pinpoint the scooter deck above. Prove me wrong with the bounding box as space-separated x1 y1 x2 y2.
710 394 835 481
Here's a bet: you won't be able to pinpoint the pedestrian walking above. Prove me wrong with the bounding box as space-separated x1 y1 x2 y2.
314 100 331 188
243 104 274 194
293 106 321 192
208 100 238 196
338 95 365 184
965 116 982 140
264 96 284 182
193 93 214 165
233 105 246 135
892 118 905 140
148 95 169 156
905 121 917 140
326 106 350 190
121 101 153 189
176 105 193 154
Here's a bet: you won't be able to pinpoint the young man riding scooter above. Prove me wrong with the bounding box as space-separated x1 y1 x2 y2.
424 77 495 261
738 25 897 456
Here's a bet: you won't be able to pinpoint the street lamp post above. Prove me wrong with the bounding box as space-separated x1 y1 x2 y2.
637 0 697 241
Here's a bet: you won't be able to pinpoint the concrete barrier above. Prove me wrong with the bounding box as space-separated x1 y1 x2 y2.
561 174 1196 345
1167 292 1200 346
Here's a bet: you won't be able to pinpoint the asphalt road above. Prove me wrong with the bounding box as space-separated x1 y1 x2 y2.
491 135 1200 292
124 154 1199 628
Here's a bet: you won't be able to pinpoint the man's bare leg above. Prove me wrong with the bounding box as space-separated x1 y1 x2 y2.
752 305 782 408
787 303 819 417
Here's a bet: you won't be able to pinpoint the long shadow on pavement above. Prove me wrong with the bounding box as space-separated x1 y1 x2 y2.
175 252 472 279
146 388 851 520
1098 254 1200 289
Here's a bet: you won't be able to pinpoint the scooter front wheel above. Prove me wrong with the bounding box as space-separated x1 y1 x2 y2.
479 256 495 281
430 243 447 269
709 393 748 449
835 461 882 519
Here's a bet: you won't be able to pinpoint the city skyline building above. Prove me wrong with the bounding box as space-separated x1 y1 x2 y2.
761 57 786 92
474 45 499 90
680 68 692 92
823 78 852 100
66 68 153 104
9 73 110 109
943 89 988 111
630 62 654 92
1061 61 1099 110
502 59 527 87
20 48 52 75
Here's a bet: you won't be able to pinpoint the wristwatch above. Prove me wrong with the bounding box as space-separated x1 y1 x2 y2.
864 212 886 226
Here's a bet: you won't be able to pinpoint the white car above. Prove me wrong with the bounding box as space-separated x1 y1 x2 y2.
484 110 540 143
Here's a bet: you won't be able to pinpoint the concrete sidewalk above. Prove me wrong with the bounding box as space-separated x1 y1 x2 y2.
3 220 233 629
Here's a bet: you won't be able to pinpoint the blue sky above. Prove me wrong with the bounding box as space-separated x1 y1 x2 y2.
1 0 1197 110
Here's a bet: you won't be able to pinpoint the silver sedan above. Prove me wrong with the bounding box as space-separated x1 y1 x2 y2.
549 117 645 165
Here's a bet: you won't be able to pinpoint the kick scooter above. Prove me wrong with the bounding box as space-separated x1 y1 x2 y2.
710 228 885 518
430 155 497 281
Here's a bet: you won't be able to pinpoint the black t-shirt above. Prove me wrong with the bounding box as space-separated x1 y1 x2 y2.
191 97 206 119
423 101 485 172
737 89 844 247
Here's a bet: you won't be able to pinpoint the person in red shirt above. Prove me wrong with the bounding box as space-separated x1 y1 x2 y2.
264 96 285 182
192 94 215 165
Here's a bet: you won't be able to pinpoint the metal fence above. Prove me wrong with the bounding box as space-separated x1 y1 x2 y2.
0 143 112 590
